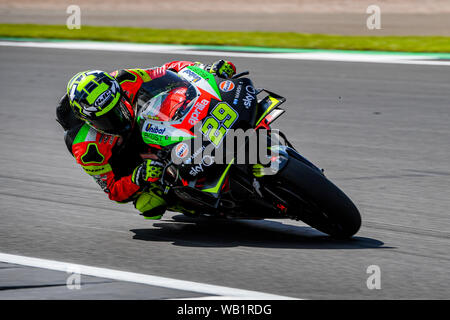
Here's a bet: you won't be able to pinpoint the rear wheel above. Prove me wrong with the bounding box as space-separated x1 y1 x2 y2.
271 157 361 238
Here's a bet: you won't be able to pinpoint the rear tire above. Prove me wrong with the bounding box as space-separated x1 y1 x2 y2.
272 157 361 238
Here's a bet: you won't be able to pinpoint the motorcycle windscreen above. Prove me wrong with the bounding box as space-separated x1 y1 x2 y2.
136 70 198 121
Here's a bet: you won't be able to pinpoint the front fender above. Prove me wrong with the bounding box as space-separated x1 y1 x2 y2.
270 145 323 176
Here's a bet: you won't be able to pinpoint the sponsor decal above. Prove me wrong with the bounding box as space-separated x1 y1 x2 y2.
83 166 109 175
145 123 166 135
94 90 112 107
93 174 110 193
246 85 256 94
139 94 163 117
99 134 112 144
232 83 243 105
219 80 235 92
174 142 189 159
191 67 211 79
189 155 215 176
184 145 206 164
243 85 256 109
151 67 165 77
82 105 98 116
143 132 165 143
181 69 202 83
188 99 209 125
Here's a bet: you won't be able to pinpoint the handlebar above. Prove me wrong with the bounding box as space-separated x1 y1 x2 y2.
160 161 173 188
231 71 250 79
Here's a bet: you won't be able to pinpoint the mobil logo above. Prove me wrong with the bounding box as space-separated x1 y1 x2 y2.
219 80 235 93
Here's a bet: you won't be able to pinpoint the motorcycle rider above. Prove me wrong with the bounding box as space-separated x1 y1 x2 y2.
56 60 237 220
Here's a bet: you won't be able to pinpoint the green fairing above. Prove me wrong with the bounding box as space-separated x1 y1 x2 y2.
202 158 235 194
142 132 193 147
139 66 219 148
185 66 222 100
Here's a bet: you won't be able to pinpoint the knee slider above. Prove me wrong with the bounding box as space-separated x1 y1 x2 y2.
134 191 167 214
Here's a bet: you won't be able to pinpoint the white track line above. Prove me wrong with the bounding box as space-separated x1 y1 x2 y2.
0 252 297 300
0 40 449 66
170 296 261 300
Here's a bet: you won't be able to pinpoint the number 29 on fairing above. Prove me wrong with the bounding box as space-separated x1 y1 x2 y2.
201 102 238 147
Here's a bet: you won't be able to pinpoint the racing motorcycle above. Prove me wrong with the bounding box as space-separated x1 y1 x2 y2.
134 67 361 238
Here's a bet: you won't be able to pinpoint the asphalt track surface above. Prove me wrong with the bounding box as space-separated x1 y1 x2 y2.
0 46 449 299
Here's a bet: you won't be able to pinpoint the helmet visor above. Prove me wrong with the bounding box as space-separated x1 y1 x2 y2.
89 98 133 136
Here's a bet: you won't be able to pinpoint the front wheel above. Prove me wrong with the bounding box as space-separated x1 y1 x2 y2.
271 157 361 238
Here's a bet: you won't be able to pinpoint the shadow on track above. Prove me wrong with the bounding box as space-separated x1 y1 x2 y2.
130 215 390 249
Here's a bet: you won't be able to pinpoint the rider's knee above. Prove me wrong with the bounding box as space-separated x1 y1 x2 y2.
134 191 167 219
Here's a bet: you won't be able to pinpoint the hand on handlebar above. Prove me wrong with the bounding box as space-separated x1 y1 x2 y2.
131 160 164 187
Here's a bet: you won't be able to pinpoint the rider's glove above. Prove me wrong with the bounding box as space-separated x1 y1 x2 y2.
208 60 236 79
132 160 164 187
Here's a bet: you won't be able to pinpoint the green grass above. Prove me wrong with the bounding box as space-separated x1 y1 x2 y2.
1 23 449 53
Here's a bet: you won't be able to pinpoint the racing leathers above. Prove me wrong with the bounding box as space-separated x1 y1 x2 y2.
56 60 236 218
57 62 193 209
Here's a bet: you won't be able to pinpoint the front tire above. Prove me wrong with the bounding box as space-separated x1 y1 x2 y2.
272 157 361 238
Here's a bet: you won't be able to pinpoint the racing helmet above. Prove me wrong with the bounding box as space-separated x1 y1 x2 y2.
66 70 134 136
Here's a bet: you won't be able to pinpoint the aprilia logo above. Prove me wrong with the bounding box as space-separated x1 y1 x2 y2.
188 99 209 125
